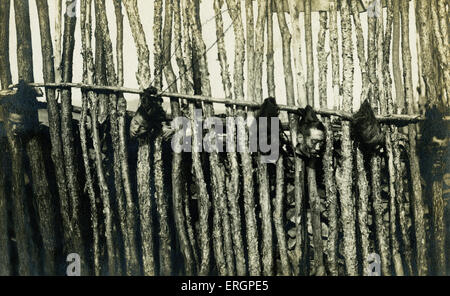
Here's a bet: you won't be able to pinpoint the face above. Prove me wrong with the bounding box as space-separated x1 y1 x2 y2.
7 113 25 137
296 127 325 158
130 113 148 138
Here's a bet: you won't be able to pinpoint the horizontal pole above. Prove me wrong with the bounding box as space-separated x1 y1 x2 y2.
8 82 432 124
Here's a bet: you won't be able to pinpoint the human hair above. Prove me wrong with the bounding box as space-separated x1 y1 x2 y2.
298 105 325 136
135 87 166 134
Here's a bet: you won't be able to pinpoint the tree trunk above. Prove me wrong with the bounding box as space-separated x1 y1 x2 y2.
87 0 117 276
392 1 413 274
36 0 71 276
371 1 392 276
182 0 211 276
326 1 339 276
415 0 440 109
79 0 101 276
226 0 262 276
275 0 306 276
213 0 241 276
402 0 428 276
429 0 447 275
162 0 194 276
383 0 404 276
287 0 306 107
349 0 371 276
253 0 273 276
15 0 56 276
0 0 12 276
59 1 88 274
337 0 357 276
187 0 229 276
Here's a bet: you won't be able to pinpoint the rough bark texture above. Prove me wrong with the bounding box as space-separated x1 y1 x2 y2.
253 0 273 276
59 1 87 274
89 0 117 276
14 0 55 276
288 0 306 107
349 0 370 276
0 140 9 275
163 0 193 276
429 0 447 276
392 0 404 113
122 0 151 87
226 0 262 276
36 0 68 276
384 0 404 276
213 0 241 276
266 0 275 98
391 2 413 273
326 1 339 276
304 0 314 106
373 2 391 276
337 0 357 276
182 0 211 276
402 0 428 275
275 0 306 276
415 0 440 109
0 0 12 276
187 0 229 276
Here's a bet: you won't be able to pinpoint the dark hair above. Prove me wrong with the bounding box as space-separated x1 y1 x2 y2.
135 87 166 134
298 105 325 136
1 80 38 116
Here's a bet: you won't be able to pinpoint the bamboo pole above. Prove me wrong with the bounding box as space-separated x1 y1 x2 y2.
162 0 194 276
401 0 428 276
0 0 12 276
337 0 357 276
213 0 241 276
275 0 306 276
9 81 430 123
